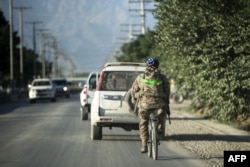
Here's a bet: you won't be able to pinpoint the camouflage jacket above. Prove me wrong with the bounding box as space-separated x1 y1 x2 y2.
131 68 170 110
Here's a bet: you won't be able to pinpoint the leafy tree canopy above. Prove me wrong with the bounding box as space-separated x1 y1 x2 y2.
117 0 250 129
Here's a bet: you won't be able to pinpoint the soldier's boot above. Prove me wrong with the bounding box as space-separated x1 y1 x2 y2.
141 140 148 153
141 146 148 153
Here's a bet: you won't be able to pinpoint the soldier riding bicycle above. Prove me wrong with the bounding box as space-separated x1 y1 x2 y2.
131 57 171 153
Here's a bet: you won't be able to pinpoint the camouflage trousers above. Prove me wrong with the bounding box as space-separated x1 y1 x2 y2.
138 108 166 147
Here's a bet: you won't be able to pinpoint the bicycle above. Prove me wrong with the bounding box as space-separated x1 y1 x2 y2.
147 112 160 160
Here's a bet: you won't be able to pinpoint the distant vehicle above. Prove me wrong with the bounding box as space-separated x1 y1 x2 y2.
80 72 100 120
67 77 87 94
90 62 146 140
28 78 56 103
51 78 71 98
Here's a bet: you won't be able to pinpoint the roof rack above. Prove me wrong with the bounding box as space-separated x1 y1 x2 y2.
104 62 146 67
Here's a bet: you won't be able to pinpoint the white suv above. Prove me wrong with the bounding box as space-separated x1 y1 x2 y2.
80 72 99 120
90 62 146 140
28 78 56 103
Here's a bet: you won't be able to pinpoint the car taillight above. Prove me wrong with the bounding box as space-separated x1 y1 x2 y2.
83 89 87 94
96 71 104 91
82 85 87 94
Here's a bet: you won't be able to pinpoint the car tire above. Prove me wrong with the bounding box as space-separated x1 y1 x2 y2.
81 107 88 120
51 97 56 102
91 125 102 140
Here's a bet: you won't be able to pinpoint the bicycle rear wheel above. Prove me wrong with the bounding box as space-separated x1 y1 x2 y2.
147 122 152 158
152 120 158 160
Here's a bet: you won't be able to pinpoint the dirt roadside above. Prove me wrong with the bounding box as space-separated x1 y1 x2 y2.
167 100 250 167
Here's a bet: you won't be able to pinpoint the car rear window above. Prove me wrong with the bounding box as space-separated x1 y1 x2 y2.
100 71 142 91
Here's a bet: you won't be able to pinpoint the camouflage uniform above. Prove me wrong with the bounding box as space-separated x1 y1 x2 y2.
131 67 170 149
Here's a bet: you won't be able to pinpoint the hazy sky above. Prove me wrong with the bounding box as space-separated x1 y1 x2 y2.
0 0 156 74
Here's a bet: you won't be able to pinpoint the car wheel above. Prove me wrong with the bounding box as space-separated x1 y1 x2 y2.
51 97 56 102
91 125 102 140
87 105 91 113
81 107 88 120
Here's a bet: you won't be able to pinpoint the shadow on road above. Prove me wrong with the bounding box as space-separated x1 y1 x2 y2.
164 134 250 142
0 100 29 115
170 117 207 121
157 155 223 161
102 134 140 141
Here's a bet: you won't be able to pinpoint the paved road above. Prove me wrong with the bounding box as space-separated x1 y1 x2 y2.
0 95 208 167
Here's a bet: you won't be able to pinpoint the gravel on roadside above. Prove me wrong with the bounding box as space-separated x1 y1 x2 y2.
167 100 250 167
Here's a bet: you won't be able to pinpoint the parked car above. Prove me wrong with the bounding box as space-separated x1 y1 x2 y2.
28 78 56 103
80 72 99 120
90 62 146 140
52 78 71 98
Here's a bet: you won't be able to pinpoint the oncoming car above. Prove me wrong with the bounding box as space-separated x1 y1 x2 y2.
28 78 56 103
52 78 71 98
90 62 146 140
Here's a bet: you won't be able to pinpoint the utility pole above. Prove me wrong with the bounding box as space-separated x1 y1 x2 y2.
121 23 141 39
140 0 145 34
43 34 57 78
36 29 48 78
9 0 13 89
50 37 58 78
41 32 46 78
13 6 31 87
128 0 153 35
25 21 43 79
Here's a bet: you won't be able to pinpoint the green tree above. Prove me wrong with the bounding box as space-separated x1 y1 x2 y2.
0 9 20 88
0 9 42 88
154 0 250 128
116 30 161 63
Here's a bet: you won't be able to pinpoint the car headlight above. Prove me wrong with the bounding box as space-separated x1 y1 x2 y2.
63 87 68 91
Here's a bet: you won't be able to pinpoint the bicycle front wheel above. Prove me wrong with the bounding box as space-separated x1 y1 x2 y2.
152 120 158 160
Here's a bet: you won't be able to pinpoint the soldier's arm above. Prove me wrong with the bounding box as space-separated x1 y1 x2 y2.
131 76 141 104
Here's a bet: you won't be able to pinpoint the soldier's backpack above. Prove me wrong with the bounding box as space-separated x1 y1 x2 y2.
138 70 167 109
140 71 166 97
